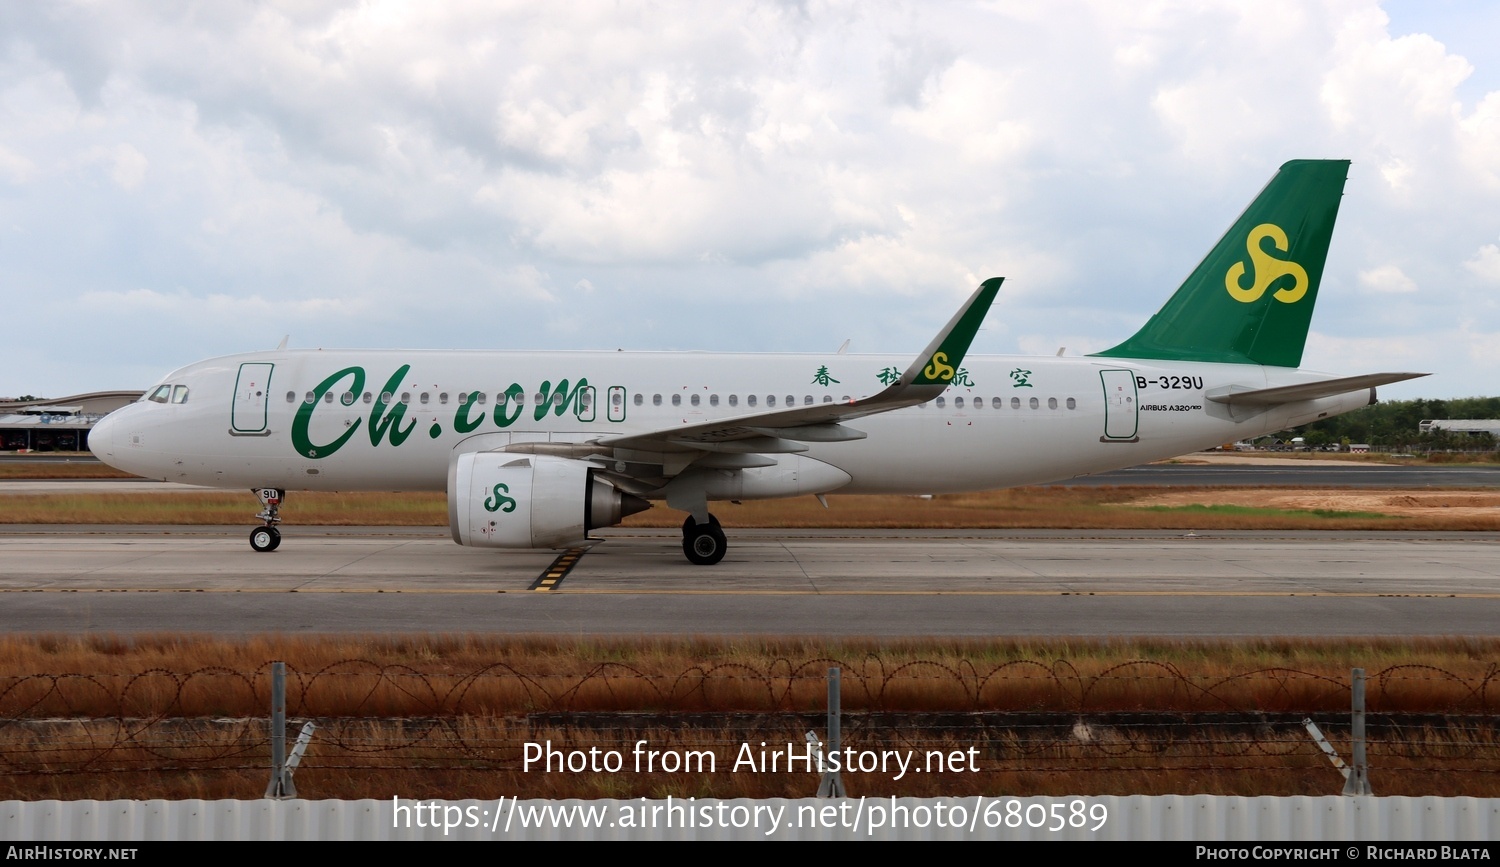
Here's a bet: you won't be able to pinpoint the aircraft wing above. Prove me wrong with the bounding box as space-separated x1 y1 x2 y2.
1205 372 1428 409
594 278 1003 456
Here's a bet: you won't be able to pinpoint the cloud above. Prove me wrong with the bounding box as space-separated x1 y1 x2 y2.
84 143 148 189
77 287 358 320
1 1 1500 399
0 144 35 183
1358 264 1418 294
1466 241 1500 284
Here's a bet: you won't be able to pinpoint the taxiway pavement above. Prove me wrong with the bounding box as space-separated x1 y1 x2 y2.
2 527 1496 637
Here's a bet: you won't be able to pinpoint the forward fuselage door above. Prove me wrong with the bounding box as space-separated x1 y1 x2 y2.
1099 368 1139 443
232 362 275 434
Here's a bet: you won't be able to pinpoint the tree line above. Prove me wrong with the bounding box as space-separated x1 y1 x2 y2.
1274 397 1500 452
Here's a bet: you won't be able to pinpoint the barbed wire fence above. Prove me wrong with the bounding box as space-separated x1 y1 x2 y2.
2 658 1499 798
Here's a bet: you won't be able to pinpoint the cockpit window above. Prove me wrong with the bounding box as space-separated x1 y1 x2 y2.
147 385 172 403
171 385 190 404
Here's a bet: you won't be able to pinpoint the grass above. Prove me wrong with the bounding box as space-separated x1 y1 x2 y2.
8 717 1494 800
2 486 1497 529
1133 503 1397 520
0 461 137 479
1 635 1497 800
2 635 1496 717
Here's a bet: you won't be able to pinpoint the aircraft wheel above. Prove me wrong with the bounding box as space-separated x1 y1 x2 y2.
250 526 281 553
682 521 727 566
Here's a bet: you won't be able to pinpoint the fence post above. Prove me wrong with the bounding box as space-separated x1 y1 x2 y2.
265 661 296 799
816 667 846 797
1342 667 1373 796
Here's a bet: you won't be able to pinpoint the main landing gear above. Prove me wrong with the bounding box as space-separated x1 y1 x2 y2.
249 488 284 552
682 514 726 566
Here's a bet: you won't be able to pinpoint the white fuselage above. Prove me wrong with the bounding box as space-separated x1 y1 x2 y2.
91 349 1368 498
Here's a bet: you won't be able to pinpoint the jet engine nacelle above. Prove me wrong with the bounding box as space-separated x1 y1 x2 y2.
449 453 649 549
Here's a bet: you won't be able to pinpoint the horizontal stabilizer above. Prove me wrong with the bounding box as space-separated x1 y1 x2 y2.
1205 372 1428 408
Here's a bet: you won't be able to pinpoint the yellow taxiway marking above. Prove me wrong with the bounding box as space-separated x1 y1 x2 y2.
527 546 590 591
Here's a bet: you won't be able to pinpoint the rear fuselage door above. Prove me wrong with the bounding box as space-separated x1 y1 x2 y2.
1099 368 1139 442
232 362 275 434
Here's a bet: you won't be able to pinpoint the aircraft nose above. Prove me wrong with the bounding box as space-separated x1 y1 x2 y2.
90 410 119 458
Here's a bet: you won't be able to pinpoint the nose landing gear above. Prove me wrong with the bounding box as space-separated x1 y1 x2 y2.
250 488 284 552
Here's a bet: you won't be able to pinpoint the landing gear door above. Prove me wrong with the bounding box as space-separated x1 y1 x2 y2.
232 362 275 434
1099 369 1139 443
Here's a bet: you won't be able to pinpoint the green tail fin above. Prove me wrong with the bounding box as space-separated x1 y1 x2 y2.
1091 159 1349 368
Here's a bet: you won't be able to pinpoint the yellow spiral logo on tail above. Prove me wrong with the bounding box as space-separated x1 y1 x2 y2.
1225 223 1309 304
923 352 955 381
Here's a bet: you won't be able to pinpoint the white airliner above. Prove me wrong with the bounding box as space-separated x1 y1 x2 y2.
92 159 1424 564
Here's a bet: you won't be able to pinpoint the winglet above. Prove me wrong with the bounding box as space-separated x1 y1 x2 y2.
903 277 1003 387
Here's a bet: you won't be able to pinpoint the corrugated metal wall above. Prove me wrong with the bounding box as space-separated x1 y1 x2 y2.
3 796 1498 841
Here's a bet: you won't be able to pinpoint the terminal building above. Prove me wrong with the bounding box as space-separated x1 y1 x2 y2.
0 391 143 452
1418 419 1500 438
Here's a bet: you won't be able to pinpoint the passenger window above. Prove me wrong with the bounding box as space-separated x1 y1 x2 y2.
305 391 316 405
439 393 448 405
380 392 392 405
710 394 719 406
672 394 681 406
803 395 812 405
1029 397 1039 409
653 394 662 406
363 392 373 404
787 395 795 406
822 396 833 403
1011 397 1020 409
992 397 1002 409
1066 397 1076 410
476 393 487 405
341 391 355 406
286 391 296 404
400 392 411 405
729 395 738 407
767 395 776 407
954 396 964 408
420 393 430 405
690 394 700 406
634 394 643 406
748 395 757 407
936 396 946 408
534 393 544 406
323 392 334 403
1048 397 1058 409
611 392 622 406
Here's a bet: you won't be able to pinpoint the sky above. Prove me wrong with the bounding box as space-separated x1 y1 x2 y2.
2 1 1499 400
